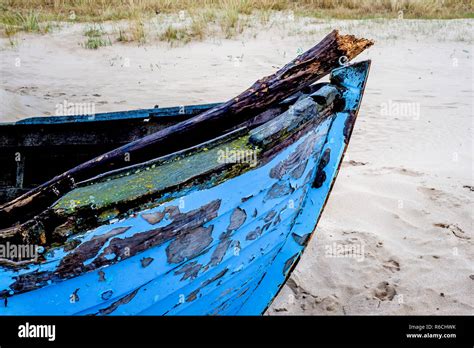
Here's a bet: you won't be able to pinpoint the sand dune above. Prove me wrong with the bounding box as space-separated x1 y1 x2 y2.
1 18 472 314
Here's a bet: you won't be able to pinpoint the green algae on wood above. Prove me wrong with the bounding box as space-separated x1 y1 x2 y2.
53 135 258 214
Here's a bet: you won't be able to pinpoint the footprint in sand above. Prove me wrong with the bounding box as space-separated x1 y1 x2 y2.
395 167 423 177
418 186 469 208
373 281 397 301
383 259 400 272
319 295 340 312
381 166 423 177
285 278 340 313
434 223 471 240
462 185 474 192
344 160 367 167
9 86 40 96
44 92 67 98
365 166 423 177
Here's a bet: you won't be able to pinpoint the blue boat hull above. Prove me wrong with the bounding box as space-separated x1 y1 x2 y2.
0 61 370 315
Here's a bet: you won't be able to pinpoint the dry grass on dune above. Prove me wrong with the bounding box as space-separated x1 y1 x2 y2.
1 0 472 22
0 0 472 45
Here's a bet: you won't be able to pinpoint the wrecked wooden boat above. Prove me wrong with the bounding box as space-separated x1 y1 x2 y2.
0 30 372 315
0 103 220 204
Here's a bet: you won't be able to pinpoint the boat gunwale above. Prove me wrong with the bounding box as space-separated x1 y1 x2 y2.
0 103 222 126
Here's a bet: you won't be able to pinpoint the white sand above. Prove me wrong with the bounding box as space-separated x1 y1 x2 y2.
1 17 472 314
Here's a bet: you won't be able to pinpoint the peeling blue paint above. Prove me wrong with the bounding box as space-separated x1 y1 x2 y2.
0 61 370 315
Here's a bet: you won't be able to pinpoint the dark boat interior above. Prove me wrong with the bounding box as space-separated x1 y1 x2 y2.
0 103 219 204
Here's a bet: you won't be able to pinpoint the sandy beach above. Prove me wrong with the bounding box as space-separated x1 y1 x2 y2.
1 16 472 315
